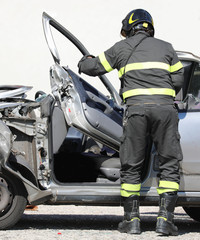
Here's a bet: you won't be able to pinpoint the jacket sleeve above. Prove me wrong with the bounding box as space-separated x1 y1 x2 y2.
78 44 118 76
170 48 184 94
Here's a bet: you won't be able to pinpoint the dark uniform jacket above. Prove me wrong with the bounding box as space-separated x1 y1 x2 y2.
78 31 184 105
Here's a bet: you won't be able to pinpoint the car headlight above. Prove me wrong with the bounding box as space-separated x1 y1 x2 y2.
0 121 12 163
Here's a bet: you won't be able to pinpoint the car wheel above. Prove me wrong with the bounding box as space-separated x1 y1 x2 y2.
183 206 200 222
0 171 27 229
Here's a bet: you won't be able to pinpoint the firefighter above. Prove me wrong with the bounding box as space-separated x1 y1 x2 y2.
78 9 184 235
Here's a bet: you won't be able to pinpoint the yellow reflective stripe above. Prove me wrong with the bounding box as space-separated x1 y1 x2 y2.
122 88 176 99
157 216 167 221
157 180 179 195
118 61 183 78
118 62 171 78
170 61 183 72
121 183 141 197
120 190 140 197
98 52 113 72
131 217 140 221
159 180 179 190
157 188 178 195
121 183 141 191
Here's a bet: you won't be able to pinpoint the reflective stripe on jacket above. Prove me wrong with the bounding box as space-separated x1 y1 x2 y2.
99 52 183 78
78 31 184 103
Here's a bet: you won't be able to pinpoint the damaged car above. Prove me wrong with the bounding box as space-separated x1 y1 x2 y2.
0 12 200 229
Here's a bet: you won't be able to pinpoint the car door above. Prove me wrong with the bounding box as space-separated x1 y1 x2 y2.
178 59 200 191
43 12 123 151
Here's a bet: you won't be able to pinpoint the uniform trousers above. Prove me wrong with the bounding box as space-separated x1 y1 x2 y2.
119 104 183 186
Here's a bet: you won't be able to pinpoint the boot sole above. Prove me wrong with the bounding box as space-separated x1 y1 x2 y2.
156 227 178 236
118 228 141 234
118 220 141 234
156 218 178 236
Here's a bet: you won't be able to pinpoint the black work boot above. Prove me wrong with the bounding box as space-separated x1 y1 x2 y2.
118 195 141 234
156 192 178 236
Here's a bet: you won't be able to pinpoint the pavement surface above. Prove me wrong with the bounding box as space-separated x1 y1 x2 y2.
0 205 199 240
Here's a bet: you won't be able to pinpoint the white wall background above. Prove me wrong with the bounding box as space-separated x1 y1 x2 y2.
0 0 200 99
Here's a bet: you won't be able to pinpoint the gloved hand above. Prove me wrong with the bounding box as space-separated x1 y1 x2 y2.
78 55 95 74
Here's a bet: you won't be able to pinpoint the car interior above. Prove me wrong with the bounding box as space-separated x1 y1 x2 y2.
52 67 152 184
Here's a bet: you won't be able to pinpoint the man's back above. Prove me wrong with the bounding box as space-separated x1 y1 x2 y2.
106 31 183 104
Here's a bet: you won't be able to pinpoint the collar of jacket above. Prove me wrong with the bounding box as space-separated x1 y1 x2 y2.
131 31 151 38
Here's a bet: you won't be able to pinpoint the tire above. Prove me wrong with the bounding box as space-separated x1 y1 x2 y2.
0 171 27 229
183 206 200 222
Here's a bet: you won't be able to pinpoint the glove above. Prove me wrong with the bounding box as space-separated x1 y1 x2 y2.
78 55 95 74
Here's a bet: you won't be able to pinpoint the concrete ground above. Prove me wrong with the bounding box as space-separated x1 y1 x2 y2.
0 205 199 240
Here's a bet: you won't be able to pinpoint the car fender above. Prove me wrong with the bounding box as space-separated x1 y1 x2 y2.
0 120 52 204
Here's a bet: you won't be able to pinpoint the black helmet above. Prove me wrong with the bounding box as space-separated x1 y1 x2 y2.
121 9 154 38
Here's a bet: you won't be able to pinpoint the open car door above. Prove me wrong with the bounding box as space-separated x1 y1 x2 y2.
42 12 123 151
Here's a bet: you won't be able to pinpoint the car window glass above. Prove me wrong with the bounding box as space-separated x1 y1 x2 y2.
187 62 200 110
175 61 193 102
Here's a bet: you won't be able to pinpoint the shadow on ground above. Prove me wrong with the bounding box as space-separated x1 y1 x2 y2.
12 211 200 235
